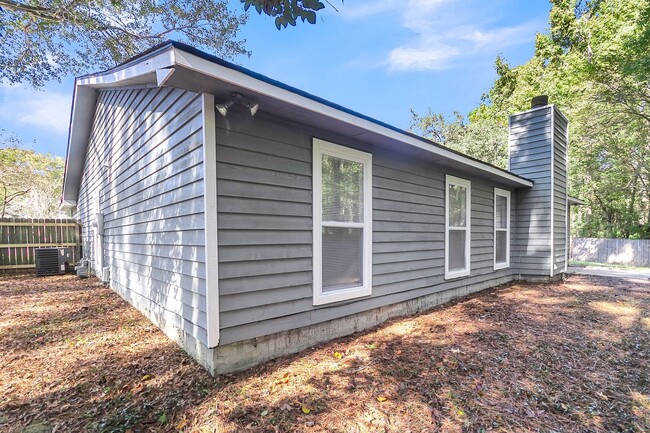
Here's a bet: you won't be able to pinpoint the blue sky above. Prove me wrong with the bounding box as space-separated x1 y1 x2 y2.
0 0 550 157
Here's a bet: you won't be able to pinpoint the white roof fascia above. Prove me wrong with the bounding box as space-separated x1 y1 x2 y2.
77 49 175 88
62 84 97 201
62 47 176 201
156 68 176 87
173 48 533 188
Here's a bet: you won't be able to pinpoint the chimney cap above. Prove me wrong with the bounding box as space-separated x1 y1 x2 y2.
531 95 549 109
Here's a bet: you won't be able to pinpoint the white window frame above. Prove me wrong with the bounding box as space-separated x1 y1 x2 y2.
445 175 471 279
313 138 372 305
493 188 511 270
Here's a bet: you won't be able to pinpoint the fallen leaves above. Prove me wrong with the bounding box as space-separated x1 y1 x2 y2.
0 274 215 433
2 273 649 433
176 417 188 430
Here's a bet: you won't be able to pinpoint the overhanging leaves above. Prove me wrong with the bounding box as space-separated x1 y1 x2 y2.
0 0 249 86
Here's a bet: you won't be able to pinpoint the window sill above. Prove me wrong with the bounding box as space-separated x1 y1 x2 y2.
444 269 470 280
313 285 372 306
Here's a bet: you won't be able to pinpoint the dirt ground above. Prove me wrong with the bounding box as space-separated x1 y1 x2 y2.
0 273 649 433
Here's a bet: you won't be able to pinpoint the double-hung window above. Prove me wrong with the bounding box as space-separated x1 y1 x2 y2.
313 139 372 305
494 188 511 269
445 175 471 279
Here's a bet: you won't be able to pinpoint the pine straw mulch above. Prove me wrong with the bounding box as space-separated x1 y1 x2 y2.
1 273 649 433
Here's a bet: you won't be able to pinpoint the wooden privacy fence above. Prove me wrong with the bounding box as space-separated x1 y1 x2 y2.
0 218 81 272
572 237 650 268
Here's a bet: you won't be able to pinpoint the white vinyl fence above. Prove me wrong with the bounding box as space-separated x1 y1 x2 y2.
572 238 650 267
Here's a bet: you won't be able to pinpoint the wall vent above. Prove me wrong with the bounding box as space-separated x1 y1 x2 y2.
101 266 111 283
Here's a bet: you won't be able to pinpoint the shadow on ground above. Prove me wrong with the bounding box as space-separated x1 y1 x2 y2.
1 273 649 432
0 274 214 433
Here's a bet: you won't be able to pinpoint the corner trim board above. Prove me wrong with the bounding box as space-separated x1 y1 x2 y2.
202 93 220 347
549 107 555 277
564 118 569 273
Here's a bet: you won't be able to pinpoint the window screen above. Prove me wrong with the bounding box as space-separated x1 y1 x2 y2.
313 139 372 305
445 176 470 279
322 227 363 291
448 230 467 271
494 189 510 269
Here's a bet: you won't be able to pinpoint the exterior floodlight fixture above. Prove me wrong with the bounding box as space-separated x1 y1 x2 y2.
247 102 259 117
216 92 259 117
216 99 235 117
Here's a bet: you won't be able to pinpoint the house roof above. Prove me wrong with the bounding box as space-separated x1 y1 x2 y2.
568 196 585 206
62 40 533 203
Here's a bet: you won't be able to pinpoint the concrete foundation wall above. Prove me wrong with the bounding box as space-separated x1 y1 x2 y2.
208 274 515 375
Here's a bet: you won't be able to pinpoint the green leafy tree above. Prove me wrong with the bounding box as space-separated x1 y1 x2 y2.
0 133 64 218
0 0 249 86
410 0 649 237
455 0 650 238
241 0 333 30
409 110 508 169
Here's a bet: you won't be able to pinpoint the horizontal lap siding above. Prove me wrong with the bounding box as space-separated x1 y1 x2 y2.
553 110 568 272
217 112 515 344
76 87 208 345
216 113 313 336
372 157 443 294
510 107 552 275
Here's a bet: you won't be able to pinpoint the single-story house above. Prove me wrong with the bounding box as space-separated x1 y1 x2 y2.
62 41 570 375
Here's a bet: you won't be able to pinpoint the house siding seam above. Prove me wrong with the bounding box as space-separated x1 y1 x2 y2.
216 110 516 345
76 86 209 346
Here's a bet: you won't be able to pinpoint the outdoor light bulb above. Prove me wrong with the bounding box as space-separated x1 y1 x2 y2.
216 100 234 117
249 103 259 117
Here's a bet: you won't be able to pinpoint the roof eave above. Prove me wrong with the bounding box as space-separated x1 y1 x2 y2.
61 44 177 202
171 45 533 188
568 196 585 206
62 41 534 202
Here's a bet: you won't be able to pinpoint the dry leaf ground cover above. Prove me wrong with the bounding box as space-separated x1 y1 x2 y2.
1 273 649 433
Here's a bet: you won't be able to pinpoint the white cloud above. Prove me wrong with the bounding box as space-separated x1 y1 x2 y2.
342 0 543 72
342 0 448 20
388 43 459 71
339 0 400 19
449 23 539 48
402 0 450 33
0 85 71 134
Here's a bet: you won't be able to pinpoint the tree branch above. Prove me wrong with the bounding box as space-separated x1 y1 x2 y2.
0 0 61 21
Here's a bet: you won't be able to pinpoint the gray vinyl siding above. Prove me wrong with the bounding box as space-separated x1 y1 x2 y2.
216 111 515 345
509 107 553 275
552 110 568 272
76 87 208 345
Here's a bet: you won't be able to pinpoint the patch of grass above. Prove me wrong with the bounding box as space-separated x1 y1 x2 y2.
569 259 650 271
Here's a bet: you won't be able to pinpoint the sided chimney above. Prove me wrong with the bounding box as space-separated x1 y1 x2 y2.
508 96 569 280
